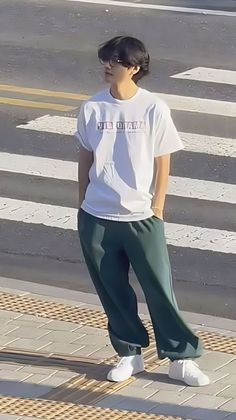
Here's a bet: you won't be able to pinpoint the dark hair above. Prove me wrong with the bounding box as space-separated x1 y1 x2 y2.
98 36 150 82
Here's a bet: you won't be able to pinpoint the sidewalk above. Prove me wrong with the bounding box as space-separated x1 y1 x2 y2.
0 281 235 420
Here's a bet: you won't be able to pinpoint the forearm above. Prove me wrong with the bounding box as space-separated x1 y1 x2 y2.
152 154 170 213
78 148 93 209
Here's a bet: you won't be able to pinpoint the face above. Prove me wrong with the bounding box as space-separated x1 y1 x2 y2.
100 58 139 84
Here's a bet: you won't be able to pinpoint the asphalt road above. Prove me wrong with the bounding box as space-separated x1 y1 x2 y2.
0 0 235 318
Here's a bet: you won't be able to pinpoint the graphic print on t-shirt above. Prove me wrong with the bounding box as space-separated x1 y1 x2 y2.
97 120 146 132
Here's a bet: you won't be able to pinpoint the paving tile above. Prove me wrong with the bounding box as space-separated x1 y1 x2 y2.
219 375 236 385
0 363 24 371
10 338 52 351
0 370 32 381
219 399 236 412
96 396 126 409
44 320 83 331
223 414 236 420
72 333 110 345
197 352 236 371
115 397 158 413
19 366 58 376
16 314 48 322
48 370 78 380
87 346 116 358
130 377 154 388
142 374 186 392
116 385 156 399
217 385 236 398
151 365 169 374
70 345 100 356
0 415 22 420
40 374 77 387
41 342 84 354
182 394 230 409
22 374 50 384
77 326 108 336
6 327 51 339
7 319 47 328
149 389 195 405
217 361 236 375
0 336 18 347
149 403 196 418
0 310 22 319
0 325 19 335
186 382 231 396
42 330 85 343
207 371 230 383
186 408 230 420
0 381 52 398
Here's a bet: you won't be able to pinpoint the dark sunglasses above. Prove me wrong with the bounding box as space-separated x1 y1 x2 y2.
99 58 125 67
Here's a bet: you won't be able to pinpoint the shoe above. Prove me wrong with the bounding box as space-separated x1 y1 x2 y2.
107 354 145 382
168 359 210 386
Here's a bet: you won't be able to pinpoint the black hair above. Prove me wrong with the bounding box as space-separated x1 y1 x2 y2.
98 36 150 83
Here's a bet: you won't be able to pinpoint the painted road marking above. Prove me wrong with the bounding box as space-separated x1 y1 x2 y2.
68 0 236 17
0 97 76 112
0 84 89 101
1 152 236 204
0 197 235 253
1 83 236 116
171 67 236 86
17 115 236 158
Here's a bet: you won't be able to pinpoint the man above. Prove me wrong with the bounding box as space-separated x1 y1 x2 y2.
76 36 210 387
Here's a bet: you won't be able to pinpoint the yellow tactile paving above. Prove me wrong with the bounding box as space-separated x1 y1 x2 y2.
0 291 235 355
0 397 181 419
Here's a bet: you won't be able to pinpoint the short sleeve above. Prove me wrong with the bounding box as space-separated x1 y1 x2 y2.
154 103 184 157
75 104 92 151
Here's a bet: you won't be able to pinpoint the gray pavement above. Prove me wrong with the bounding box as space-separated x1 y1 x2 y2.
0 284 236 419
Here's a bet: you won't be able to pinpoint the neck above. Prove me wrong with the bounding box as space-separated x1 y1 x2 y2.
110 81 138 100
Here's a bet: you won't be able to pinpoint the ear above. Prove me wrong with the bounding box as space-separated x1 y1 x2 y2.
129 65 140 77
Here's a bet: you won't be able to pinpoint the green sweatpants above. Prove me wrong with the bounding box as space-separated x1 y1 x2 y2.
78 208 203 360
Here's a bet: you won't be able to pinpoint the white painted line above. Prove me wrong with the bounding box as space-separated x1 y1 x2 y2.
17 115 77 136
17 90 236 118
157 93 236 117
1 152 236 204
0 152 77 181
171 67 236 86
179 132 236 158
168 177 236 204
17 115 236 158
0 197 235 253
68 0 236 17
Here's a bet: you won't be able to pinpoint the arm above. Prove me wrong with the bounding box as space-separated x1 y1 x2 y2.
78 146 94 209
151 154 170 220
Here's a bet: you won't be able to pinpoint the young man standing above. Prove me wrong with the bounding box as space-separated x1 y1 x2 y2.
76 36 209 387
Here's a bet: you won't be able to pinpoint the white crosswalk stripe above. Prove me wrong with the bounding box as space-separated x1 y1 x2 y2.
1 197 235 254
17 115 236 158
1 152 236 204
171 67 236 86
1 75 236 259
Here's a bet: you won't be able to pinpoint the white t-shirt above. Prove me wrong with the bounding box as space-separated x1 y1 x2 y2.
75 87 184 221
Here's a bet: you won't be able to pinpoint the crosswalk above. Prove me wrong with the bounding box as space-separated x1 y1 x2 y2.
0 69 235 284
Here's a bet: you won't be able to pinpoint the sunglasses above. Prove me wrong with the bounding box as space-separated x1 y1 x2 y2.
99 58 125 67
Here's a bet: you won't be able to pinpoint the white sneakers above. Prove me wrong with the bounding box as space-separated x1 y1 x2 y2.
168 359 210 386
107 354 210 387
107 354 144 382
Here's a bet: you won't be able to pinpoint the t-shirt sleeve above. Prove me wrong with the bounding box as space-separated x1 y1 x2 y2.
75 104 92 151
154 102 184 157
